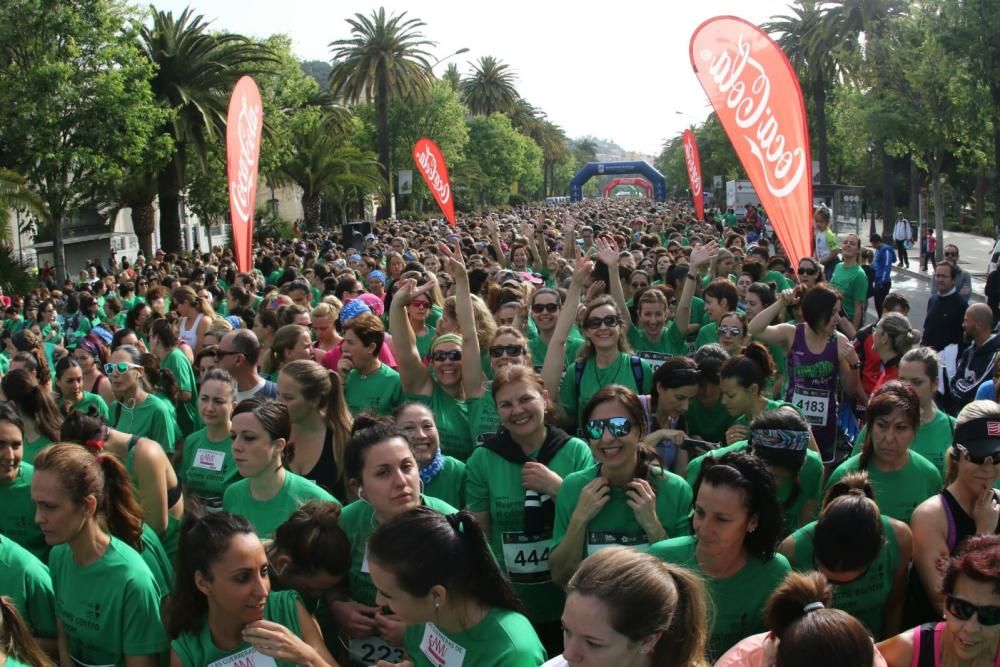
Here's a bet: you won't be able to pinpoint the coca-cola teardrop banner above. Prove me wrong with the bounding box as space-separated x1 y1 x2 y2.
689 16 813 268
682 129 705 221
226 76 263 272
413 137 455 226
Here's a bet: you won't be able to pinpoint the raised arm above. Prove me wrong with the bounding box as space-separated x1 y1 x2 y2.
595 237 631 331
388 279 435 396
485 219 508 267
522 222 544 274
562 212 578 261
674 242 717 336
542 255 592 424
748 289 797 349
440 243 485 398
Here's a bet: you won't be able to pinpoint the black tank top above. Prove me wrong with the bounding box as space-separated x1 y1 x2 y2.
296 427 345 501
941 487 1000 552
914 622 940 667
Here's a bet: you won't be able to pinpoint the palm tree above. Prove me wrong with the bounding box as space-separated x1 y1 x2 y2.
460 56 520 116
140 6 276 253
329 9 436 209
441 62 461 92
0 169 50 245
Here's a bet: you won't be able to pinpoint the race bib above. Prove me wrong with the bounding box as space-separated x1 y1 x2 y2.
501 532 552 584
349 636 405 666
791 387 830 426
208 647 278 667
586 531 649 556
193 448 226 472
637 350 671 372
419 623 467 667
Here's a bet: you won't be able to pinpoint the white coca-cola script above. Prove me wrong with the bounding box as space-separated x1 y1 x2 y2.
683 138 702 197
700 34 806 198
229 93 261 224
416 144 451 205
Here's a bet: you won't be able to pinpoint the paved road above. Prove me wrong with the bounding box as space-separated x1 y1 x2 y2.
867 268 932 330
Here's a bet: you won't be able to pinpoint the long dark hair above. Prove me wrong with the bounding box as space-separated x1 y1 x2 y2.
367 507 524 614
860 381 919 470
1 368 62 441
0 596 50 667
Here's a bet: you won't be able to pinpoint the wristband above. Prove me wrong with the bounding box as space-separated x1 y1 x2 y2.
686 273 699 281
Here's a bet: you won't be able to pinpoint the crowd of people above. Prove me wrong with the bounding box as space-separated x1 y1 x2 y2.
0 196 998 667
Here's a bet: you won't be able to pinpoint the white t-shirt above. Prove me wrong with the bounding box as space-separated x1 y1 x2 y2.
540 658 569 667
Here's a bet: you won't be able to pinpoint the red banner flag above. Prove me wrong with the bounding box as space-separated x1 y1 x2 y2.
689 16 813 269
226 76 263 273
413 138 455 226
682 129 705 221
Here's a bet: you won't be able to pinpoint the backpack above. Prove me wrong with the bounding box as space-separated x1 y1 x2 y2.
574 355 645 391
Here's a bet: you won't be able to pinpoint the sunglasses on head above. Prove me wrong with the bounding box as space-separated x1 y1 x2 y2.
104 362 141 375
531 302 559 314
431 350 462 362
489 344 524 359
584 416 633 440
946 594 1000 626
954 444 1000 466
798 267 817 276
584 314 621 330
718 326 744 337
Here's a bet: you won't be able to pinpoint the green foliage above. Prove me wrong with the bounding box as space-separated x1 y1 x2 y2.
508 193 529 207
0 251 38 296
0 170 50 243
464 114 532 205
460 55 520 116
253 208 296 241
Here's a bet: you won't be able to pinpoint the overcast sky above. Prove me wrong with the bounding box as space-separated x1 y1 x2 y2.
152 1 795 155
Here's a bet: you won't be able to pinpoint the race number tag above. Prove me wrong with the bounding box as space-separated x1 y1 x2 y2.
791 387 830 426
207 647 278 667
586 531 649 556
193 448 226 472
501 532 552 583
349 637 405 666
419 623 467 667
637 350 671 372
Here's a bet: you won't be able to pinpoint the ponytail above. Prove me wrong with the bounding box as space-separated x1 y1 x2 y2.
97 453 144 551
1 368 62 441
652 563 710 667
0 596 51 667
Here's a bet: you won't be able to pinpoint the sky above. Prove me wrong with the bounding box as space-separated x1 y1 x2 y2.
152 0 795 156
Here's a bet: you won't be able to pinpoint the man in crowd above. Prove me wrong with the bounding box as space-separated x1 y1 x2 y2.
930 244 972 301
830 233 868 332
950 303 1000 411
924 262 969 353
216 329 278 402
870 234 896 317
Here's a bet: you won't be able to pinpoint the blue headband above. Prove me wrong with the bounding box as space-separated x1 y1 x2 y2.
751 428 809 452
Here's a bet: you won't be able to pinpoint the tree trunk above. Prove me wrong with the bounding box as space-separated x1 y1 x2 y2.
53 211 66 285
931 154 945 262
131 200 156 259
881 146 895 239
909 154 920 221
302 193 321 228
376 73 391 220
975 172 988 228
157 156 183 253
813 76 829 185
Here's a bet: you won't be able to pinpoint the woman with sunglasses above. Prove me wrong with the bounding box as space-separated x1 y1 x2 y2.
61 408 184 562
1 369 61 465
910 401 1000 622
393 270 440 362
390 277 472 461
73 332 115 406
466 365 594 654
549 386 693 588
826 381 942 524
780 471 911 640
525 288 583 374
716 311 752 358
796 257 825 289
37 299 62 347
878 534 1000 667
177 367 239 509
649 451 790 659
105 344 177 456
394 402 466 509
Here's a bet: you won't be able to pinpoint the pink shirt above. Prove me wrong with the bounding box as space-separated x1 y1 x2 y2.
320 334 397 371
714 632 889 667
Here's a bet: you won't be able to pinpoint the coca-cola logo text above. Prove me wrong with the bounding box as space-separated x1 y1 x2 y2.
229 93 261 224
416 144 451 205
700 34 806 198
683 138 702 196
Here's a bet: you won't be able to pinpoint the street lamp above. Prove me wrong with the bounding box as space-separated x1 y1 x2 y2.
432 47 469 69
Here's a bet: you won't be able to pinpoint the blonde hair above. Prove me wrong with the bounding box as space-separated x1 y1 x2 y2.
945 400 1000 484
877 312 921 356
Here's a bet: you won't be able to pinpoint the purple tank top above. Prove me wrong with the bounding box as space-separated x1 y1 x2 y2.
785 323 839 462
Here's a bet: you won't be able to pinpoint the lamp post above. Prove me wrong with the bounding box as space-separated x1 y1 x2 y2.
432 47 469 69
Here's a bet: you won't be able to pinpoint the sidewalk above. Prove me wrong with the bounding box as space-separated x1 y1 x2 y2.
891 229 993 303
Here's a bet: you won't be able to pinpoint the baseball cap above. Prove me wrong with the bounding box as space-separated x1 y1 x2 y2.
953 417 1000 459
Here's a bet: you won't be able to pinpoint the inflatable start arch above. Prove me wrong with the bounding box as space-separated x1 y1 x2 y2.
603 177 653 198
570 161 667 201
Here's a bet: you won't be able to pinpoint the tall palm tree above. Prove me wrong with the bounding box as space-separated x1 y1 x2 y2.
460 56 520 116
329 9 436 207
0 169 50 245
441 62 461 92
140 6 276 253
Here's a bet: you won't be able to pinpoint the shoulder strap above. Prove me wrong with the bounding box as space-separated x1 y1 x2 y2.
574 359 585 386
629 355 644 390
939 490 959 553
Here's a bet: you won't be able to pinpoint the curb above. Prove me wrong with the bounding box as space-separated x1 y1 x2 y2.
892 265 986 304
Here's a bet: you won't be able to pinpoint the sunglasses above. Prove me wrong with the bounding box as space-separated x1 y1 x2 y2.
945 252 958 258
955 444 1000 466
431 350 462 362
798 267 817 276
409 300 431 309
104 362 141 375
946 594 1000 626
631 282 649 289
531 302 559 314
489 344 524 359
718 326 745 337
584 315 621 330
584 417 633 440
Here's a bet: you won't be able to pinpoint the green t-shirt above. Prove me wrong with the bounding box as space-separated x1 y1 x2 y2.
344 363 404 416
49 537 168 666
627 322 686 368
527 328 584 374
559 353 654 426
404 609 546 667
415 324 437 362
825 452 942 524
468 386 502 448
551 463 692 559
831 262 869 314
71 391 109 420
110 393 177 454
649 536 791 659
0 462 49 562
789 515 900 639
684 398 735 444
850 410 955 480
171 589 304 667
686 439 823 539
23 435 53 465
423 455 467 510
222 471 340 539
405 384 472 461
340 495 456 665
466 434 594 622
179 428 240 509
161 346 203 437
0 535 56 639
138 523 174 597
733 399 800 427
765 270 794 292
695 321 719 348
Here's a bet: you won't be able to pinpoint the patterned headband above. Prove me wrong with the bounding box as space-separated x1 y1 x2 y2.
751 428 809 452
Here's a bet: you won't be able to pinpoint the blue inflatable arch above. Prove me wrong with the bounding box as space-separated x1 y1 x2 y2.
569 161 667 202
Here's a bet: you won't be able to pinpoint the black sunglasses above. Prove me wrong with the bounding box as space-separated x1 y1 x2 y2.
215 349 242 359
431 350 462 362
531 302 559 314
798 267 817 276
954 444 1000 466
944 252 958 257
584 315 621 330
946 594 1000 626
489 344 524 359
